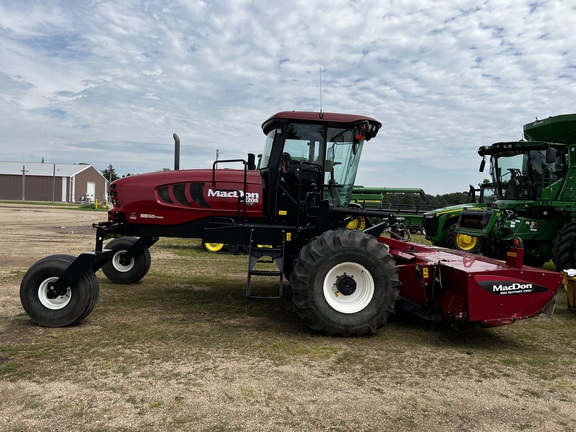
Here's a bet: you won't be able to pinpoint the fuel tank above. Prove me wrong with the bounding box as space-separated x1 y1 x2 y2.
108 168 264 226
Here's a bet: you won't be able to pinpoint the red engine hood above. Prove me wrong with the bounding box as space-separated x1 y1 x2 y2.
109 169 264 225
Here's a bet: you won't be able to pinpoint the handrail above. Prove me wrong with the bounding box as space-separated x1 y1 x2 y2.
211 158 250 220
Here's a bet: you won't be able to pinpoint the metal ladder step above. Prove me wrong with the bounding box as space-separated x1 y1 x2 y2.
246 230 285 300
249 270 283 277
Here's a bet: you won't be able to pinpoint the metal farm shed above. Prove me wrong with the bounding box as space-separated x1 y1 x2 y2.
0 162 108 203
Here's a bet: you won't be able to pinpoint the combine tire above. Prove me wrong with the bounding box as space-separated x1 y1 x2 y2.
553 221 576 270
20 254 99 327
102 237 151 284
446 223 481 253
290 230 400 336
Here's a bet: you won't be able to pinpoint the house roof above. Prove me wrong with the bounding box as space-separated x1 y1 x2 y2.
0 161 97 177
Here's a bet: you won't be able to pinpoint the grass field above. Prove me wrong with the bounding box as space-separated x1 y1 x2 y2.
1 207 575 431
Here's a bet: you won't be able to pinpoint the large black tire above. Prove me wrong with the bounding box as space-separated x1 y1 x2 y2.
101 237 151 284
552 221 576 271
290 230 401 336
445 223 481 253
20 254 99 327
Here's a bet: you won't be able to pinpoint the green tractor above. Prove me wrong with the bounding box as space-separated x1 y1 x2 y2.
422 181 495 253
457 113 576 269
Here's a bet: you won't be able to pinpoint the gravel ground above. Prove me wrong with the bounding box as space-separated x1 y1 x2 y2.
1 203 576 432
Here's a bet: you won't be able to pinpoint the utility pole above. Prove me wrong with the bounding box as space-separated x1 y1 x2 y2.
216 149 221 160
52 164 56 203
21 165 28 201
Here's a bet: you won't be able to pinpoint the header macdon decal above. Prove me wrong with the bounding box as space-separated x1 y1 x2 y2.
475 275 548 295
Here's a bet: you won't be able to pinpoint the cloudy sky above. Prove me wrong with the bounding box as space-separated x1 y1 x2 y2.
1 0 575 195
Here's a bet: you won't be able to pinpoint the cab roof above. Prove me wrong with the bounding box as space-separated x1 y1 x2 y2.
261 111 382 138
478 140 565 157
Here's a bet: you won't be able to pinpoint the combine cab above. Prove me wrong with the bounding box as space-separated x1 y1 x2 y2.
20 111 562 336
458 113 576 269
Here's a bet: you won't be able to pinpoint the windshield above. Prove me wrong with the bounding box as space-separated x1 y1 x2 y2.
326 127 364 206
491 149 560 200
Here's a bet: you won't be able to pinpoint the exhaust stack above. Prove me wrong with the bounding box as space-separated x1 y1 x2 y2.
173 133 180 170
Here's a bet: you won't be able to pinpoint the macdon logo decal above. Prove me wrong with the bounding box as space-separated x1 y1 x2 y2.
207 189 260 204
475 275 547 295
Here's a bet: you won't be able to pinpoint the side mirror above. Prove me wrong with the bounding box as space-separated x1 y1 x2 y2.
546 147 557 164
479 158 486 172
353 121 369 154
468 185 476 201
353 122 367 143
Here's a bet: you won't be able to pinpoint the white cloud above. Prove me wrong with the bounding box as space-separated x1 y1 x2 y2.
0 0 575 194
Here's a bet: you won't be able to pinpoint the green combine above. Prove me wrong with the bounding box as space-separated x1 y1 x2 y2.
457 113 576 269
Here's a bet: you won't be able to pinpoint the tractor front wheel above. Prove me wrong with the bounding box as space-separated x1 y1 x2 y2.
20 254 99 327
552 221 576 271
203 243 225 253
290 230 400 336
102 237 151 284
446 223 481 253
346 215 367 231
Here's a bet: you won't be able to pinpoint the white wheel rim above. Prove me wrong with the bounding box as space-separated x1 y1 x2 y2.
38 277 72 310
323 262 374 314
112 250 134 272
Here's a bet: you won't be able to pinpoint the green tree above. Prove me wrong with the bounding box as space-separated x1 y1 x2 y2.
101 165 120 183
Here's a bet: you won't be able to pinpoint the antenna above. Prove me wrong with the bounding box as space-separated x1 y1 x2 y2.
319 67 323 114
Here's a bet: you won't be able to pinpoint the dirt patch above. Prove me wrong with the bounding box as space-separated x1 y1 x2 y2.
0 204 104 269
1 203 576 431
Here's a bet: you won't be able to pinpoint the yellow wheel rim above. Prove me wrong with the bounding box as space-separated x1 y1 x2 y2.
456 234 477 251
204 243 224 252
346 216 367 231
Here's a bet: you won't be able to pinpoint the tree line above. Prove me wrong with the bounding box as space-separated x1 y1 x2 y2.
379 191 473 209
